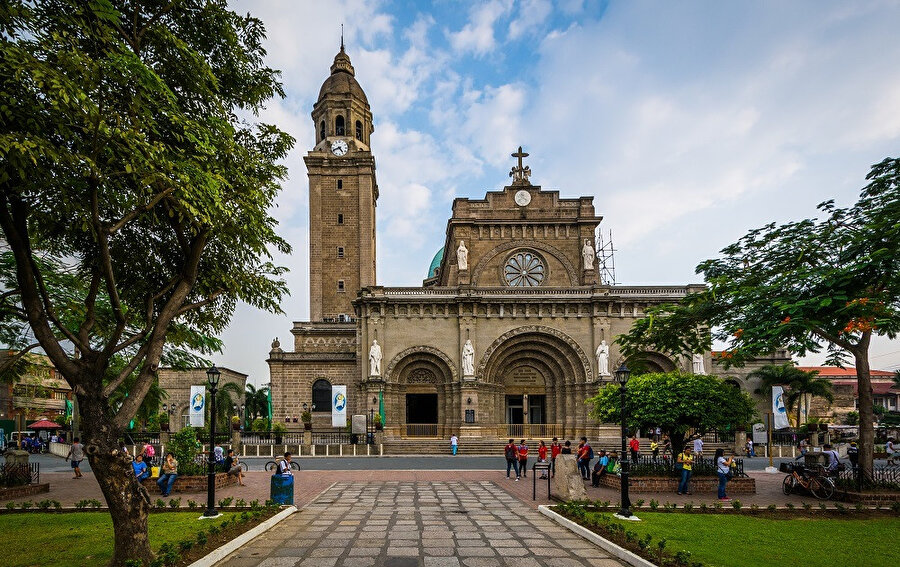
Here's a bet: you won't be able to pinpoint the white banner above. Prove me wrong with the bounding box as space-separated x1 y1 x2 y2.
332 385 347 427
189 385 205 428
772 386 789 429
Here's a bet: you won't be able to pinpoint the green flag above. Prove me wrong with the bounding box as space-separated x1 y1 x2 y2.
379 390 385 426
266 386 273 426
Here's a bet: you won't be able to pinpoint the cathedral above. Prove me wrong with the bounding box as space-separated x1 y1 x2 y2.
267 46 711 439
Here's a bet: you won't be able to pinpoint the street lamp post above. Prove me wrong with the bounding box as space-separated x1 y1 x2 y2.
203 365 221 518
614 363 635 520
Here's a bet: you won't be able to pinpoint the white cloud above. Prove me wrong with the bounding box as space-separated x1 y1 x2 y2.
447 1 513 55
508 0 553 40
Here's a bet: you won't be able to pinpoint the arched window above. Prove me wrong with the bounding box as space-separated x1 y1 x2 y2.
319 120 325 141
312 379 331 412
335 115 345 136
355 120 363 140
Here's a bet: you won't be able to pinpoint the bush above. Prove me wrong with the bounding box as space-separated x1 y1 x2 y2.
251 417 270 432
271 422 287 435
187 500 197 509
844 411 859 425
168 498 181 509
155 499 166 509
168 427 204 476
218 497 234 508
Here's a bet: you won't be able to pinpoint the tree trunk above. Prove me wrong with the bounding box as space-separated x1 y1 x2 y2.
853 349 875 481
80 392 153 567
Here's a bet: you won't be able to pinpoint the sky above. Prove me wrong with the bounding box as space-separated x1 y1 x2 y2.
221 0 900 385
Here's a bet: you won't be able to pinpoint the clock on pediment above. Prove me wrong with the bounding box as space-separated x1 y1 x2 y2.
514 190 531 207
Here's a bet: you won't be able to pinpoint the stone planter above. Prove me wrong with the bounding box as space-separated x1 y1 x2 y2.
141 472 236 494
596 474 756 494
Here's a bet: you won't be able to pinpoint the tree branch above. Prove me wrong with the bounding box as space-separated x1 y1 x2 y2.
175 290 224 316
77 268 102 346
106 186 176 234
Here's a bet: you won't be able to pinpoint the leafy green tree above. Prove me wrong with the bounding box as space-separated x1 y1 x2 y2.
587 372 756 454
0 2 291 564
748 364 834 428
617 158 900 480
244 383 269 423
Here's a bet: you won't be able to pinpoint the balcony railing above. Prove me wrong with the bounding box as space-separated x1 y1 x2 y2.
405 424 441 437
499 423 565 439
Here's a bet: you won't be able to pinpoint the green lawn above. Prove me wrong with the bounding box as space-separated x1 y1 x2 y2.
589 511 899 567
0 511 243 567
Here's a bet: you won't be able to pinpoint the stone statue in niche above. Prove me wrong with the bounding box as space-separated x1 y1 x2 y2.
692 353 706 375
457 240 468 271
595 340 610 377
369 339 382 376
462 339 475 376
582 239 595 270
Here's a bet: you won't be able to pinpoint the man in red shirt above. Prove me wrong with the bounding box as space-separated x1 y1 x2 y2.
629 435 640 464
550 437 562 478
577 436 592 480
518 439 529 478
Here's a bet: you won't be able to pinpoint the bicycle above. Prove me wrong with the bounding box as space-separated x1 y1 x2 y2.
780 462 834 499
265 459 299 472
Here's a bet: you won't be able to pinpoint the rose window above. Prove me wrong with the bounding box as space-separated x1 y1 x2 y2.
504 251 545 287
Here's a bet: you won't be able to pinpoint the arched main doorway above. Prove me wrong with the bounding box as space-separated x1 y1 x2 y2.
479 326 592 438
383 347 457 438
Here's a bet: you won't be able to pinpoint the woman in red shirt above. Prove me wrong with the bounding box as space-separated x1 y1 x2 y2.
550 437 562 478
538 440 549 479
518 440 529 478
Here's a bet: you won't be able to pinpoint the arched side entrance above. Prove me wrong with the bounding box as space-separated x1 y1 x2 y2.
627 351 677 374
479 326 591 438
383 346 457 438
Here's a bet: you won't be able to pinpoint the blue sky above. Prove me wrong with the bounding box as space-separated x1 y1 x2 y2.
224 0 900 384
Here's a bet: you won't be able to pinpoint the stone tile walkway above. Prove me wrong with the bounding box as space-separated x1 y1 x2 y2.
217 481 626 567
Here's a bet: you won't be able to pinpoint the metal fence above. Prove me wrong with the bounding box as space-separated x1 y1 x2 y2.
311 431 352 444
834 465 900 492
0 462 40 487
685 429 736 444
124 432 161 445
625 455 747 478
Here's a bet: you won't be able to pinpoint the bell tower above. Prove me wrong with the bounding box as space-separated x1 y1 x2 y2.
305 44 377 321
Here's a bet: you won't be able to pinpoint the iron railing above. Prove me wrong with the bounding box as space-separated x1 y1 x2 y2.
404 424 441 437
625 455 747 478
0 462 40 487
499 423 565 439
240 432 303 445
123 432 160 445
835 465 900 492
311 431 352 444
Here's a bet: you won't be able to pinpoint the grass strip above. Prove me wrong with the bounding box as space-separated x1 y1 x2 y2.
0 511 249 566
582 509 899 567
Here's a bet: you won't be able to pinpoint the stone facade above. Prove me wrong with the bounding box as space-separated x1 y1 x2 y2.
157 367 247 432
268 47 719 439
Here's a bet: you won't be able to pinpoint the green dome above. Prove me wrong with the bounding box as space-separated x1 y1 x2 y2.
427 247 444 278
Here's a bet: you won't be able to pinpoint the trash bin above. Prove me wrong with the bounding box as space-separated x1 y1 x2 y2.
270 474 294 505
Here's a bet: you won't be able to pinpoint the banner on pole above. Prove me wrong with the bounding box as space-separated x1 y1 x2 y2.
332 385 347 427
772 386 789 429
189 385 206 428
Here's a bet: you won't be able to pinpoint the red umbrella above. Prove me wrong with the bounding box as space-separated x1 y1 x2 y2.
28 419 63 429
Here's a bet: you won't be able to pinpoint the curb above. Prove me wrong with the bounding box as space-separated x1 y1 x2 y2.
538 505 656 567
186 505 297 567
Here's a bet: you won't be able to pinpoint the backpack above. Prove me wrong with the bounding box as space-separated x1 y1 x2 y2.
505 445 516 459
587 445 594 460
144 444 155 458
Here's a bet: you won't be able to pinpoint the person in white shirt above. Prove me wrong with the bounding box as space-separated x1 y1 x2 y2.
450 434 459 456
277 452 294 476
693 436 704 458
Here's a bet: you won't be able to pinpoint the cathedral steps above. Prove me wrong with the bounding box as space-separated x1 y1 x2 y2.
381 437 735 456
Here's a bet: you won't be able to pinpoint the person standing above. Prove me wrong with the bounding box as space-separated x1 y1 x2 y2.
677 446 693 495
886 437 897 465
629 435 640 464
132 454 151 482
692 435 704 459
661 434 672 458
745 438 754 457
799 437 809 457
65 437 85 479
156 452 178 497
847 442 859 469
650 439 659 461
823 444 841 474
450 434 459 456
655 426 662 442
504 439 520 481
518 440 529 478
538 440 549 479
715 448 733 501
577 437 592 480
550 437 562 478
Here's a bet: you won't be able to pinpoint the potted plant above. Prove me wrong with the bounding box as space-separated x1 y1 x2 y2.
373 413 383 431
231 415 241 431
272 422 287 444
301 410 312 430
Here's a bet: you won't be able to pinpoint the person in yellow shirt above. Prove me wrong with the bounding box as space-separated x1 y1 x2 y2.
677 446 694 495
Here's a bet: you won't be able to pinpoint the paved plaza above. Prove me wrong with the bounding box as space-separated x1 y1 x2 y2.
218 481 625 567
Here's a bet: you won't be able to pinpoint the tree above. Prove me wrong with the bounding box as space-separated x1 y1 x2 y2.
748 364 834 428
244 383 269 423
617 157 900 480
587 372 756 454
208 381 242 426
0 2 292 564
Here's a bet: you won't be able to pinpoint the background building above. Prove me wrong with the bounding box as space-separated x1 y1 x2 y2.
0 350 71 436
157 367 247 432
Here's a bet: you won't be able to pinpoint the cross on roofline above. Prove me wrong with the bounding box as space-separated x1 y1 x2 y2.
509 146 532 185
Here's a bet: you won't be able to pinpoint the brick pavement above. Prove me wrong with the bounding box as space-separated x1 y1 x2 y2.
3 467 823 509
217 481 626 567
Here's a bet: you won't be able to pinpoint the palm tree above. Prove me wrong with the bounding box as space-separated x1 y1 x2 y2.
750 364 834 428
206 381 243 428
244 383 269 422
